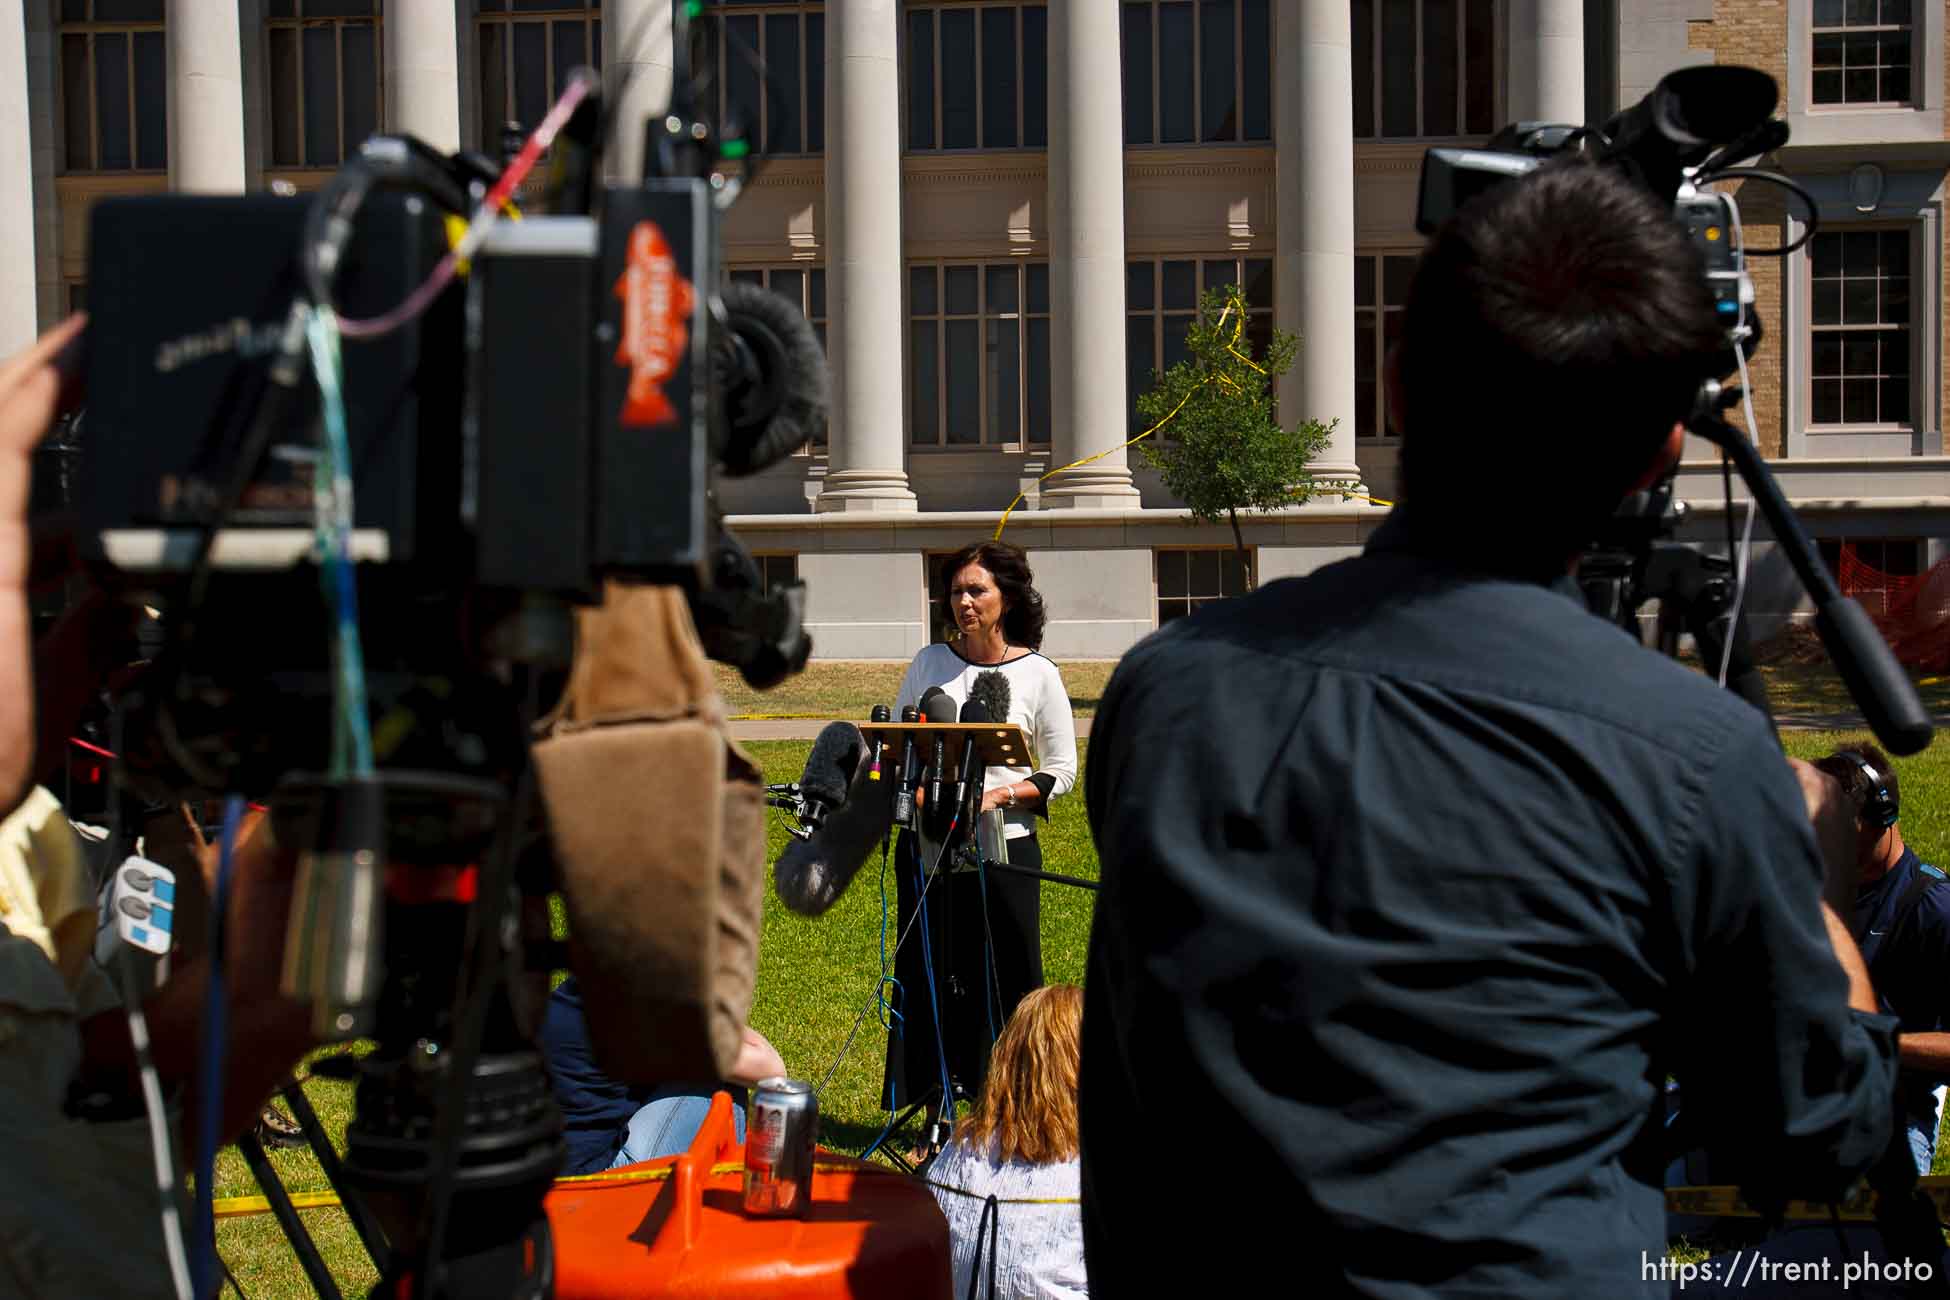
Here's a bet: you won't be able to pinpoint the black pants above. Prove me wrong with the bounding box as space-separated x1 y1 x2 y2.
881 829 1043 1111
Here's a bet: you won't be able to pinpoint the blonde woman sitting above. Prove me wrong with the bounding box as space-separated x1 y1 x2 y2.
928 984 1086 1300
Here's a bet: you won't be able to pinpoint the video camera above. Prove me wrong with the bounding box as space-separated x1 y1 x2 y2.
57 9 826 1295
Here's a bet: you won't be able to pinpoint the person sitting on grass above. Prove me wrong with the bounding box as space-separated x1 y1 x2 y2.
928 984 1086 1300
541 974 785 1174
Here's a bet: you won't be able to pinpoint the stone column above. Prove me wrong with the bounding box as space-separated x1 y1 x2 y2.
1041 0 1139 508
166 0 247 193
814 0 915 513
603 0 674 183
0 1 36 353
1275 1 1362 490
1508 0 1586 125
385 0 461 153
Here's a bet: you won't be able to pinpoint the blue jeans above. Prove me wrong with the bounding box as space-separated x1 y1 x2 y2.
608 1085 748 1168
1905 1084 1945 1176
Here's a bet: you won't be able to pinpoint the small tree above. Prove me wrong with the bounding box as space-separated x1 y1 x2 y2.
1135 283 1332 590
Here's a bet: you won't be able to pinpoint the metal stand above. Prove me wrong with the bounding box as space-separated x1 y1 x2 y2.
237 1130 344 1300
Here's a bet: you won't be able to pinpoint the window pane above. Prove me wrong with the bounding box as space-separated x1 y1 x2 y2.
1812 333 1842 379
724 15 760 145
806 14 824 151
1354 255 1375 308
96 33 130 170
132 29 166 168
61 0 88 20
729 268 765 284
1162 260 1196 310
1813 0 1843 22
945 265 979 315
809 268 827 319
1200 0 1237 142
945 318 981 443
61 35 90 170
1158 3 1194 143
940 9 977 149
907 10 936 149
910 320 939 442
512 21 547 132
986 265 1019 314
982 6 1018 148
1127 261 1154 310
1026 263 1049 314
1242 0 1270 140
343 22 379 158
553 20 587 114
988 319 1020 441
1843 277 1876 324
1383 255 1416 304
766 14 801 153
1022 5 1047 148
1844 334 1878 376
1356 316 1378 439
1123 2 1154 144
772 268 805 309
1463 0 1495 133
1243 259 1272 308
910 265 938 314
1813 277 1840 325
1027 316 1051 443
1158 551 1189 598
1128 316 1155 431
1881 229 1909 279
1882 374 1910 424
1423 0 1458 136
1352 0 1375 137
303 25 339 164
306 0 375 15
1380 0 1416 136
479 23 507 148
1843 380 1876 424
1162 313 1193 371
1812 378 1842 424
95 0 163 19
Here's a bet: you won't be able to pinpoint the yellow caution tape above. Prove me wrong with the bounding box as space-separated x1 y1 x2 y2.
1666 1176 1950 1222
728 713 837 722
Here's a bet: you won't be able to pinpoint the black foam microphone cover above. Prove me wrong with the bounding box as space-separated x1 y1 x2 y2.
715 280 831 477
800 721 866 810
968 669 1011 727
773 757 894 916
955 696 990 812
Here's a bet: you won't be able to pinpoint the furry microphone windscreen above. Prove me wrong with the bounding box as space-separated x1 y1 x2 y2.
772 758 894 916
799 721 867 808
968 669 1012 727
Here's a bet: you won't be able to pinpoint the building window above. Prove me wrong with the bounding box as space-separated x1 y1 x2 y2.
1810 229 1911 427
754 553 799 591
906 4 1047 150
909 263 1052 447
478 2 599 146
1121 0 1270 146
1352 0 1495 139
1812 0 1911 106
1355 252 1417 440
1156 548 1252 625
1125 257 1272 432
66 283 89 315
926 550 958 644
1819 538 1922 616
728 265 828 445
58 1 167 173
267 1 381 168
709 3 824 155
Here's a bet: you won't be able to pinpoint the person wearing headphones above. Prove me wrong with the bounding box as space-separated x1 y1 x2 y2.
1816 743 1950 1174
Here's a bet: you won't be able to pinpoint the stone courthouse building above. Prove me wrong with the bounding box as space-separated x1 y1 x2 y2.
0 1 1944 655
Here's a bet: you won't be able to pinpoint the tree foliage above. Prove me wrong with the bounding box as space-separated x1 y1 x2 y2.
1134 283 1332 588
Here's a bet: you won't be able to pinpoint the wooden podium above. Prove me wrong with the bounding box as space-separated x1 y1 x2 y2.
855 721 1034 781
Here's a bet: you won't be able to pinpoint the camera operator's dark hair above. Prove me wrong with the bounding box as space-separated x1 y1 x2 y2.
1397 160 1725 555
941 541 1046 651
1814 742 1900 824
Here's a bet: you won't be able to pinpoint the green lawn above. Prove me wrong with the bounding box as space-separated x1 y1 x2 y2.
219 726 1950 1295
713 660 1121 720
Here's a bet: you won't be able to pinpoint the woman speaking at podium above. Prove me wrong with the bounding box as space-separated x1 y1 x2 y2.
884 540 1078 1152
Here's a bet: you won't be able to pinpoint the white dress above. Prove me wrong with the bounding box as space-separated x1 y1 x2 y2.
927 1137 1088 1300
893 644 1080 842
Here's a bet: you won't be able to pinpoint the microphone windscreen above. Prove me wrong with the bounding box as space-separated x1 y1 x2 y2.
870 704 892 724
959 696 990 724
800 721 866 808
922 690 959 724
969 669 1012 727
773 759 894 916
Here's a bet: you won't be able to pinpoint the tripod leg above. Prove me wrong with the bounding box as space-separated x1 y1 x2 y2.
280 1079 388 1276
236 1130 344 1300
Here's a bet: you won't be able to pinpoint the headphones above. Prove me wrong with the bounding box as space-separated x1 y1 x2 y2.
1845 751 1900 830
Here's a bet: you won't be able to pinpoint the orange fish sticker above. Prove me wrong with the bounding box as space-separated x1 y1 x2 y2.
612 220 696 427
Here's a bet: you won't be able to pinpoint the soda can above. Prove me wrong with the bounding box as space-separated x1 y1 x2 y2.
744 1077 818 1217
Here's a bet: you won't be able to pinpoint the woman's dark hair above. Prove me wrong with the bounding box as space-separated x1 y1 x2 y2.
941 540 1047 650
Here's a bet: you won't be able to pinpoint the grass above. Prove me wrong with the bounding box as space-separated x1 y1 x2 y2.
713 660 1121 721
217 717 1950 1294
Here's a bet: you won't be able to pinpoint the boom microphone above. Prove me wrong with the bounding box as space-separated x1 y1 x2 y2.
772 754 894 916
715 280 831 476
800 721 865 819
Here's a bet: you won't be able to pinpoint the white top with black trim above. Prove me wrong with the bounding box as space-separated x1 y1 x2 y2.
894 643 1079 841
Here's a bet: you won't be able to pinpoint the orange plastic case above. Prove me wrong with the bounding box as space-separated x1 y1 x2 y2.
546 1092 952 1298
